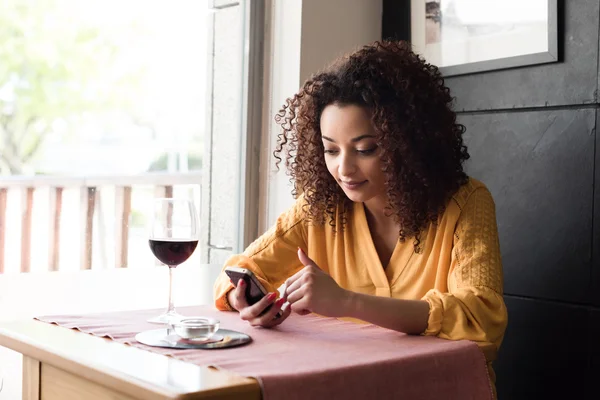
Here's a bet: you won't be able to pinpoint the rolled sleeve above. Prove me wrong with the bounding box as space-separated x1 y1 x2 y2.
421 187 508 349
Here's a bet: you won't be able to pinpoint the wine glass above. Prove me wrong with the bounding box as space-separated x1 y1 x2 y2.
147 198 199 324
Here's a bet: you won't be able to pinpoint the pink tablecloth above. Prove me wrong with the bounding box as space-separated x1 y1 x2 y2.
36 305 493 400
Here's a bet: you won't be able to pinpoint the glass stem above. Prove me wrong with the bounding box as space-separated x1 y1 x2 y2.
167 266 175 315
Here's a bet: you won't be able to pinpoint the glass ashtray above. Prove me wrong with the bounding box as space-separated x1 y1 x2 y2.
169 317 220 341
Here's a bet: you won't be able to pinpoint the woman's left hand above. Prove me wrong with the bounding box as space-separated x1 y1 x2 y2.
284 248 351 317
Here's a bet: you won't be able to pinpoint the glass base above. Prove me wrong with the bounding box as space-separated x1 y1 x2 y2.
147 311 183 324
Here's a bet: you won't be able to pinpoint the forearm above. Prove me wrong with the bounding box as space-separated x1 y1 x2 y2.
343 291 430 335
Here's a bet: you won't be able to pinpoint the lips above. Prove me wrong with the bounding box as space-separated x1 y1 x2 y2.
341 180 367 190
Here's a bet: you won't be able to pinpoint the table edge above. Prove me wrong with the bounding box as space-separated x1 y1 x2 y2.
0 320 261 400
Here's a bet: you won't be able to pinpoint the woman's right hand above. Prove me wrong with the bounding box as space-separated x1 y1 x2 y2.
228 279 291 328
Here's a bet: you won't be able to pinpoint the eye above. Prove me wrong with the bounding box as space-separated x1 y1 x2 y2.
324 149 339 155
357 147 377 155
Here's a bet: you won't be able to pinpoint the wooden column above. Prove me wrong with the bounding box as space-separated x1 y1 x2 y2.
152 185 174 264
48 187 63 272
0 188 7 274
165 186 174 234
80 187 96 270
154 185 173 199
20 187 34 273
114 186 132 268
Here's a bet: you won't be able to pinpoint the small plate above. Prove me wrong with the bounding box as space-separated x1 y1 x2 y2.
135 328 251 349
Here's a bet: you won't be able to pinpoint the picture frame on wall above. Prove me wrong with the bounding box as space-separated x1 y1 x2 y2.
409 0 558 77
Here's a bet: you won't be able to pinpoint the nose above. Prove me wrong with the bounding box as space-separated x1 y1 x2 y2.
338 152 356 177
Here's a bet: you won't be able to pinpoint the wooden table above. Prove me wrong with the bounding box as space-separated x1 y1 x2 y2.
0 319 261 400
0 266 497 399
0 264 225 399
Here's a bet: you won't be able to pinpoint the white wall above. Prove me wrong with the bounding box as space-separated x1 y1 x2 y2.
299 0 383 83
258 0 383 232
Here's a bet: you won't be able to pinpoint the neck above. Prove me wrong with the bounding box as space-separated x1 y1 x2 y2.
363 195 394 227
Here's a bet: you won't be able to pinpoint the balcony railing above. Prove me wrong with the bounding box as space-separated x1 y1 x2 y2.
0 173 202 273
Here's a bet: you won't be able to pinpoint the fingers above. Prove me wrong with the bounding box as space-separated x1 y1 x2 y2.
283 266 306 294
285 264 320 298
284 248 321 296
297 247 321 270
283 248 318 292
297 247 312 266
230 278 291 328
286 285 313 315
258 298 290 328
230 279 249 311
286 282 307 304
244 296 289 327
268 302 292 327
284 273 304 297
239 291 278 322
290 296 312 315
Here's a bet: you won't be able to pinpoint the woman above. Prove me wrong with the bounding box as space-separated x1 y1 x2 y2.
213 40 507 379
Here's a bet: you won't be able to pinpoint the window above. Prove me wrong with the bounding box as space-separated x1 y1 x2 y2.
0 0 264 273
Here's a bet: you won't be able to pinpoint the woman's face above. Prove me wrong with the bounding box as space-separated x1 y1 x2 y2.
320 103 387 205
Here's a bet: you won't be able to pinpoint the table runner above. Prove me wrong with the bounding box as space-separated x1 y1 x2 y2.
36 305 493 400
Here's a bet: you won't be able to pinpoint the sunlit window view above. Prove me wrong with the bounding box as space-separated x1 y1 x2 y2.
0 0 241 273
1 0 207 176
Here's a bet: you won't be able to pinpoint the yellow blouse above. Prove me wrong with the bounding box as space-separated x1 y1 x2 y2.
214 178 508 350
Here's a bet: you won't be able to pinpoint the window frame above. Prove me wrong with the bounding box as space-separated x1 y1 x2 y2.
201 0 265 263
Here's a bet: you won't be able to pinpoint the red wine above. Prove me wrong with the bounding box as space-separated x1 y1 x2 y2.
149 239 198 266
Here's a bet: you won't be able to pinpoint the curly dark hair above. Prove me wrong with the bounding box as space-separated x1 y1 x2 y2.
273 40 469 248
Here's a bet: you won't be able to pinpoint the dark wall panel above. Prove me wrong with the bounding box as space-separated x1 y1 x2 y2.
459 110 595 303
381 0 410 45
382 1 599 396
446 0 599 111
594 110 600 307
495 296 589 400
585 311 600 399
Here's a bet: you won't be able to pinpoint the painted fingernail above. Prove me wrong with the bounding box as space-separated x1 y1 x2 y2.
238 280 244 287
276 298 285 307
267 292 277 302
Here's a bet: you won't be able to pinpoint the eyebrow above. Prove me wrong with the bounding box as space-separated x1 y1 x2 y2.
322 134 375 143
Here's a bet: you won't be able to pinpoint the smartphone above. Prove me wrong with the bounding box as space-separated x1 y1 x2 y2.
224 266 282 317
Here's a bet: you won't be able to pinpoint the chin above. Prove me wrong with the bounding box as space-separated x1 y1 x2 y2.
342 190 369 203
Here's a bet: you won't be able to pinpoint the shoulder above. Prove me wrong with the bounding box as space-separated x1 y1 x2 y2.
284 193 309 225
450 177 495 212
267 193 309 235
245 194 308 256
